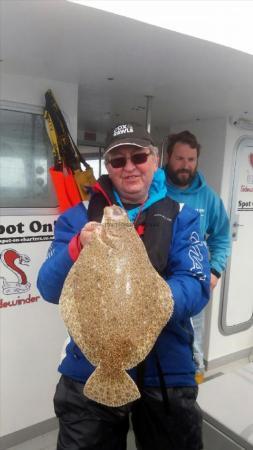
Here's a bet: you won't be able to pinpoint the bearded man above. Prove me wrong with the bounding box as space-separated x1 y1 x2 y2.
164 130 231 380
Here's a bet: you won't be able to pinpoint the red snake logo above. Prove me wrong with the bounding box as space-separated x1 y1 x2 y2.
0 249 31 295
249 153 253 169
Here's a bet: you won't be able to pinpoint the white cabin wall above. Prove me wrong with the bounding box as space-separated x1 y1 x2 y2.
1 73 78 141
0 73 78 437
168 117 253 364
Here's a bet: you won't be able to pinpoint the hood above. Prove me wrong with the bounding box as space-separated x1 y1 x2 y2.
148 167 167 200
165 170 206 195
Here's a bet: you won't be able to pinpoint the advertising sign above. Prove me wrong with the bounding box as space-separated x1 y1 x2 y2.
0 216 55 309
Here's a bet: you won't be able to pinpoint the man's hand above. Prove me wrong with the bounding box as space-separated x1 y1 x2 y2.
79 222 101 248
210 273 219 290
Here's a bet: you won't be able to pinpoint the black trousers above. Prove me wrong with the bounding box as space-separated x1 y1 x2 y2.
132 387 203 450
54 375 203 450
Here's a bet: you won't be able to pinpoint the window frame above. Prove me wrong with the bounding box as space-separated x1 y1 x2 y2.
0 100 59 216
78 144 107 179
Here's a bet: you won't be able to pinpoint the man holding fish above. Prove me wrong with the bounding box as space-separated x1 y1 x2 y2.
38 122 210 450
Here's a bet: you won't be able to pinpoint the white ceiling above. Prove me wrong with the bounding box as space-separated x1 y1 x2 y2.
2 0 253 136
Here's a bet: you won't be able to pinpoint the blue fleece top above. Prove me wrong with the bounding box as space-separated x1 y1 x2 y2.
37 169 210 388
165 170 231 275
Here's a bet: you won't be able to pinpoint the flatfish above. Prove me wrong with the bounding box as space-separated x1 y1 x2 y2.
60 205 174 407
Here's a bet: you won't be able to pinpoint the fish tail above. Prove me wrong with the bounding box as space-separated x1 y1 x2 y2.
84 365 140 407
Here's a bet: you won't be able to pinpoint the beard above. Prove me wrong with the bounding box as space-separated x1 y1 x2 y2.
167 167 197 187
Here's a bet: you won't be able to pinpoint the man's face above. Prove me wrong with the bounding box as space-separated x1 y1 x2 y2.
106 145 158 204
167 142 198 187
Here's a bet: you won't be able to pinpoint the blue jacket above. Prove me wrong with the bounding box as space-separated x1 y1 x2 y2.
165 170 231 275
37 169 210 387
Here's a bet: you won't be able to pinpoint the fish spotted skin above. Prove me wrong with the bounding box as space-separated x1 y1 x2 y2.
60 205 173 407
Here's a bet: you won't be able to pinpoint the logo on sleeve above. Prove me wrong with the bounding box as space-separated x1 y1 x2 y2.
189 232 206 280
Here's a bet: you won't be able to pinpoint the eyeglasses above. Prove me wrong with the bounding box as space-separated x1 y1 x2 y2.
108 152 152 168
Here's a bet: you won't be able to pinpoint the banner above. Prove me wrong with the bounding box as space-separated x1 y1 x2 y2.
0 215 56 309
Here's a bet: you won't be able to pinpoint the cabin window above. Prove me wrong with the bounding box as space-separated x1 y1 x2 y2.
79 147 107 179
0 108 57 208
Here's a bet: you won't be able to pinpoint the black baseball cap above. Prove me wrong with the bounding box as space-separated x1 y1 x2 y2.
104 123 155 157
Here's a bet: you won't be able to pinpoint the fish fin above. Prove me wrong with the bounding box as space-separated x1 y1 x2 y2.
84 365 140 407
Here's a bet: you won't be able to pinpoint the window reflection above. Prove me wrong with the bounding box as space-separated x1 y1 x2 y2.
0 108 57 208
0 157 26 188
